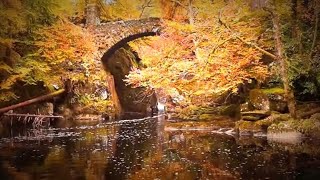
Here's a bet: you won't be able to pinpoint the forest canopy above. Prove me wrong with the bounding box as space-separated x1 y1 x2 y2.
0 0 319 115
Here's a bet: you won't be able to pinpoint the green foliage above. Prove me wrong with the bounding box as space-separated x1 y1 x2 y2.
261 88 285 95
75 93 113 113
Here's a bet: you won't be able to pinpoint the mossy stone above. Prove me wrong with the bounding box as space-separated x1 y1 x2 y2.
199 114 216 121
249 88 287 113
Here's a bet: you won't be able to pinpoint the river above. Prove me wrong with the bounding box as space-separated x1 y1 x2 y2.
0 115 320 179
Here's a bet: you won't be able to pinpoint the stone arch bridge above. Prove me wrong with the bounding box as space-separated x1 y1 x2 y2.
91 18 161 63
86 17 162 118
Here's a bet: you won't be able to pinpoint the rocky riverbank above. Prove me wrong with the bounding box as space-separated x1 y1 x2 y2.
167 88 320 140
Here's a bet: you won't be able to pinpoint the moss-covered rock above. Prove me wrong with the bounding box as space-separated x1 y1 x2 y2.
199 114 216 121
235 120 266 136
249 89 269 110
256 113 291 127
240 102 254 112
249 88 287 113
218 104 240 118
236 113 291 136
267 117 320 138
173 104 240 121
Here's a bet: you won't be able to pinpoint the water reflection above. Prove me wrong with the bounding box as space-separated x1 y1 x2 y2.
0 116 320 179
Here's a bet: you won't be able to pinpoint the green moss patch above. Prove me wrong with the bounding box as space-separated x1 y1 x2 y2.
261 87 285 95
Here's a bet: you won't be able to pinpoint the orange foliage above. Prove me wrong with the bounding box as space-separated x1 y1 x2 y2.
127 1 270 106
159 0 188 22
34 20 105 87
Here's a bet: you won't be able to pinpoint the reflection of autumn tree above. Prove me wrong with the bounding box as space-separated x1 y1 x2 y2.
129 131 238 180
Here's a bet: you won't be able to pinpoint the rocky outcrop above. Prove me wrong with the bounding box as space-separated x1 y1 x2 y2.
105 46 157 118
236 113 291 136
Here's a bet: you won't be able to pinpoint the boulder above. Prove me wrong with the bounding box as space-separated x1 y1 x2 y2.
218 104 240 118
249 88 287 113
235 120 267 136
240 102 254 112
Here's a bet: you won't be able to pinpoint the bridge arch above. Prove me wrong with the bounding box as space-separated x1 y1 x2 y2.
93 18 161 62
92 18 161 118
101 31 159 64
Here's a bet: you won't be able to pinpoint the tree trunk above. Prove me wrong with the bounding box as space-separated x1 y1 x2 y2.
291 0 299 38
271 9 297 118
310 0 319 59
0 89 65 114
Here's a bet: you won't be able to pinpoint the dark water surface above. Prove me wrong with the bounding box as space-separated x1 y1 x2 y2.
1 116 320 180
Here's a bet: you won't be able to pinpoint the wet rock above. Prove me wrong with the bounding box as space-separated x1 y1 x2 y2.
236 136 267 146
235 120 267 136
241 116 260 121
239 130 253 136
57 105 73 120
199 105 240 119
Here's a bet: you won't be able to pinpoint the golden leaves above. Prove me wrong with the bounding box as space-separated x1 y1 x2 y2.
126 2 270 106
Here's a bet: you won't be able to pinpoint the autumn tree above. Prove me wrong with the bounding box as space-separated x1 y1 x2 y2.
0 0 74 102
126 1 270 106
0 0 112 113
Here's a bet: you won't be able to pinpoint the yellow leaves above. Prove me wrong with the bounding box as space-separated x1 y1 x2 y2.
0 91 19 102
33 20 97 83
0 67 31 90
0 62 13 74
166 21 195 33
101 0 161 20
